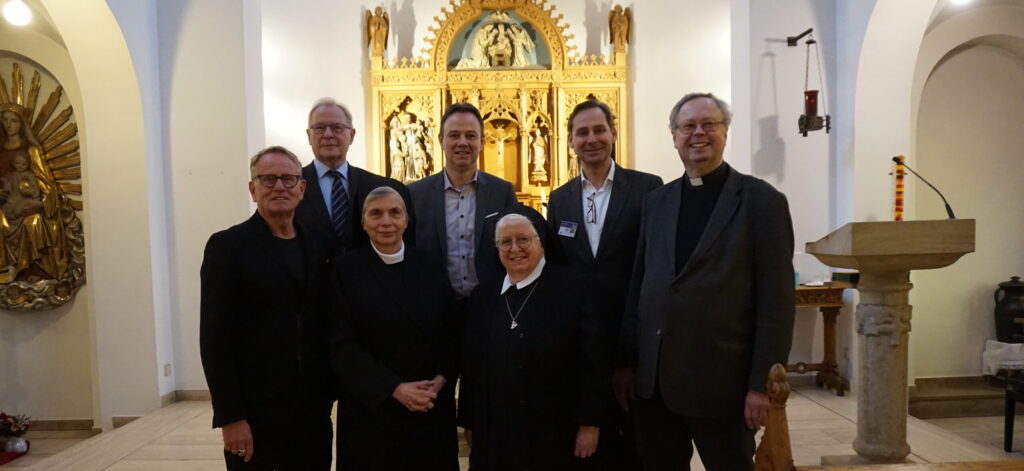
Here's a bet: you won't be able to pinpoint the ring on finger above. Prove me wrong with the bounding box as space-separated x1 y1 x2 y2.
235 448 246 455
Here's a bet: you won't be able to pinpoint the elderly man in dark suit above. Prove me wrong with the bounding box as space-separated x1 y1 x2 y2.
408 102 517 298
200 146 335 470
614 93 795 470
296 98 415 258
548 99 662 470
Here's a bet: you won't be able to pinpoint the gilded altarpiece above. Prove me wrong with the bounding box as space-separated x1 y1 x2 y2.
367 0 631 209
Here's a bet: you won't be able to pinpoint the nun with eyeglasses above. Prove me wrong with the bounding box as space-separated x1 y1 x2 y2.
459 206 608 471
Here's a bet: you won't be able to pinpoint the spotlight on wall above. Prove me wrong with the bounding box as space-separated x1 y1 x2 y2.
950 0 972 5
3 0 32 26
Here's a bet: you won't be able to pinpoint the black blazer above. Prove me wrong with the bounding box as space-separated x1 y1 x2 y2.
460 263 608 469
330 246 459 470
296 162 416 258
547 164 662 332
618 165 795 418
407 170 517 284
199 213 334 428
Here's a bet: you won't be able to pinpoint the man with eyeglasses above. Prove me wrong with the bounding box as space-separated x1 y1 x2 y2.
614 93 795 470
408 102 516 300
200 146 335 470
296 97 415 258
547 99 661 471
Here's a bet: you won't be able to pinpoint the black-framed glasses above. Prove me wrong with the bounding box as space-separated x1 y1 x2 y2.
309 123 353 135
496 235 539 251
253 174 302 188
585 192 597 224
675 120 726 135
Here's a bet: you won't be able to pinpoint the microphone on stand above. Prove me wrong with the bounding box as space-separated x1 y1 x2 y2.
892 156 956 219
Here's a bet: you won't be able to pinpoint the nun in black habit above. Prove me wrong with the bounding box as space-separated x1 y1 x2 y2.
330 186 459 471
459 206 608 471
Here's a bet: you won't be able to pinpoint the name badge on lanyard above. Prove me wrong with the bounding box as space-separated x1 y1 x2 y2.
558 221 578 238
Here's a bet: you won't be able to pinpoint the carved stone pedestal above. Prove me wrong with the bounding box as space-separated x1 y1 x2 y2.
853 271 913 460
806 220 975 463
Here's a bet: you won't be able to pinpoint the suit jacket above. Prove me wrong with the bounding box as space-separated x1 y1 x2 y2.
199 213 334 429
296 162 416 258
460 263 608 470
618 165 795 418
329 246 459 470
547 163 663 334
408 170 517 285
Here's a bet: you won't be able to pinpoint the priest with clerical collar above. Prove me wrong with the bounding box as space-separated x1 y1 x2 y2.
329 185 460 470
459 208 608 471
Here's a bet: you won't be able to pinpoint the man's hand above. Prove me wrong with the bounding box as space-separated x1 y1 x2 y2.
744 390 769 430
425 374 447 395
612 367 636 412
222 419 254 462
393 380 438 412
574 425 600 458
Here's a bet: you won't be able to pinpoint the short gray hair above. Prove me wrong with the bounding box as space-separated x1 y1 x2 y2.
308 97 353 125
362 186 407 218
249 145 302 179
495 213 537 240
668 92 732 130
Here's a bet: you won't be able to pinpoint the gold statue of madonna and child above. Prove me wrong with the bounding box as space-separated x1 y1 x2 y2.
0 62 85 310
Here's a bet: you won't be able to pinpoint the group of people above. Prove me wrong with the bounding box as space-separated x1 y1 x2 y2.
199 92 796 471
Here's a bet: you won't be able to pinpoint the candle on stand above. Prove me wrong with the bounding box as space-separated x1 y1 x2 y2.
894 155 905 221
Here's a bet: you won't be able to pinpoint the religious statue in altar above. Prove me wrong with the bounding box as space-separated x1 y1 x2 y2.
454 10 537 69
609 5 631 53
0 61 86 310
387 110 433 183
529 129 548 183
365 6 389 57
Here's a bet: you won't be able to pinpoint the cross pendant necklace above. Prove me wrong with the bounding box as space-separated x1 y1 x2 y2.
505 282 539 330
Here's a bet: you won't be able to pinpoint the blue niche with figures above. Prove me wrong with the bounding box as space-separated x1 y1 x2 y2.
448 10 550 70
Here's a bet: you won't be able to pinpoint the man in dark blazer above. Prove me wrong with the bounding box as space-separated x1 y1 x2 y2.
615 93 795 470
547 99 662 470
200 146 335 470
295 97 415 258
408 102 517 298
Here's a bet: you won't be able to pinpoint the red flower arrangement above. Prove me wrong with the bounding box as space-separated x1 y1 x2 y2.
0 412 31 438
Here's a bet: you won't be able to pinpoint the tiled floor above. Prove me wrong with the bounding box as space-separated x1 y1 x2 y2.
8 386 1024 470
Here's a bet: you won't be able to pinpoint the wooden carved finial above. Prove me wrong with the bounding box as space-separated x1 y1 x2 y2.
754 364 795 471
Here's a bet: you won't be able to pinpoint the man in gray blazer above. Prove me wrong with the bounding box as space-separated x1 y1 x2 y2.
614 93 795 470
548 99 662 470
408 102 517 298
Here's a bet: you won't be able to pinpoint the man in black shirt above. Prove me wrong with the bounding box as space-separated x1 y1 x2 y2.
615 93 795 470
200 146 334 470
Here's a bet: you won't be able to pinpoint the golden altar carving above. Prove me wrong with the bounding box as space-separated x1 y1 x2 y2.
0 58 85 310
366 0 632 209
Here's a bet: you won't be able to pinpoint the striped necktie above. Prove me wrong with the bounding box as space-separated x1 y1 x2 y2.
326 170 350 238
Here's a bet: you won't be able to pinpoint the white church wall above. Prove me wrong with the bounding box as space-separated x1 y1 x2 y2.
747 0 837 374
0 25 94 421
46 0 163 429
154 0 259 392
104 0 177 399
912 42 1024 378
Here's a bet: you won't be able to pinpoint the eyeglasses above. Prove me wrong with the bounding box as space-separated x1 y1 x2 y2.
675 120 726 135
585 192 597 224
309 123 352 135
496 235 539 251
253 174 303 188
